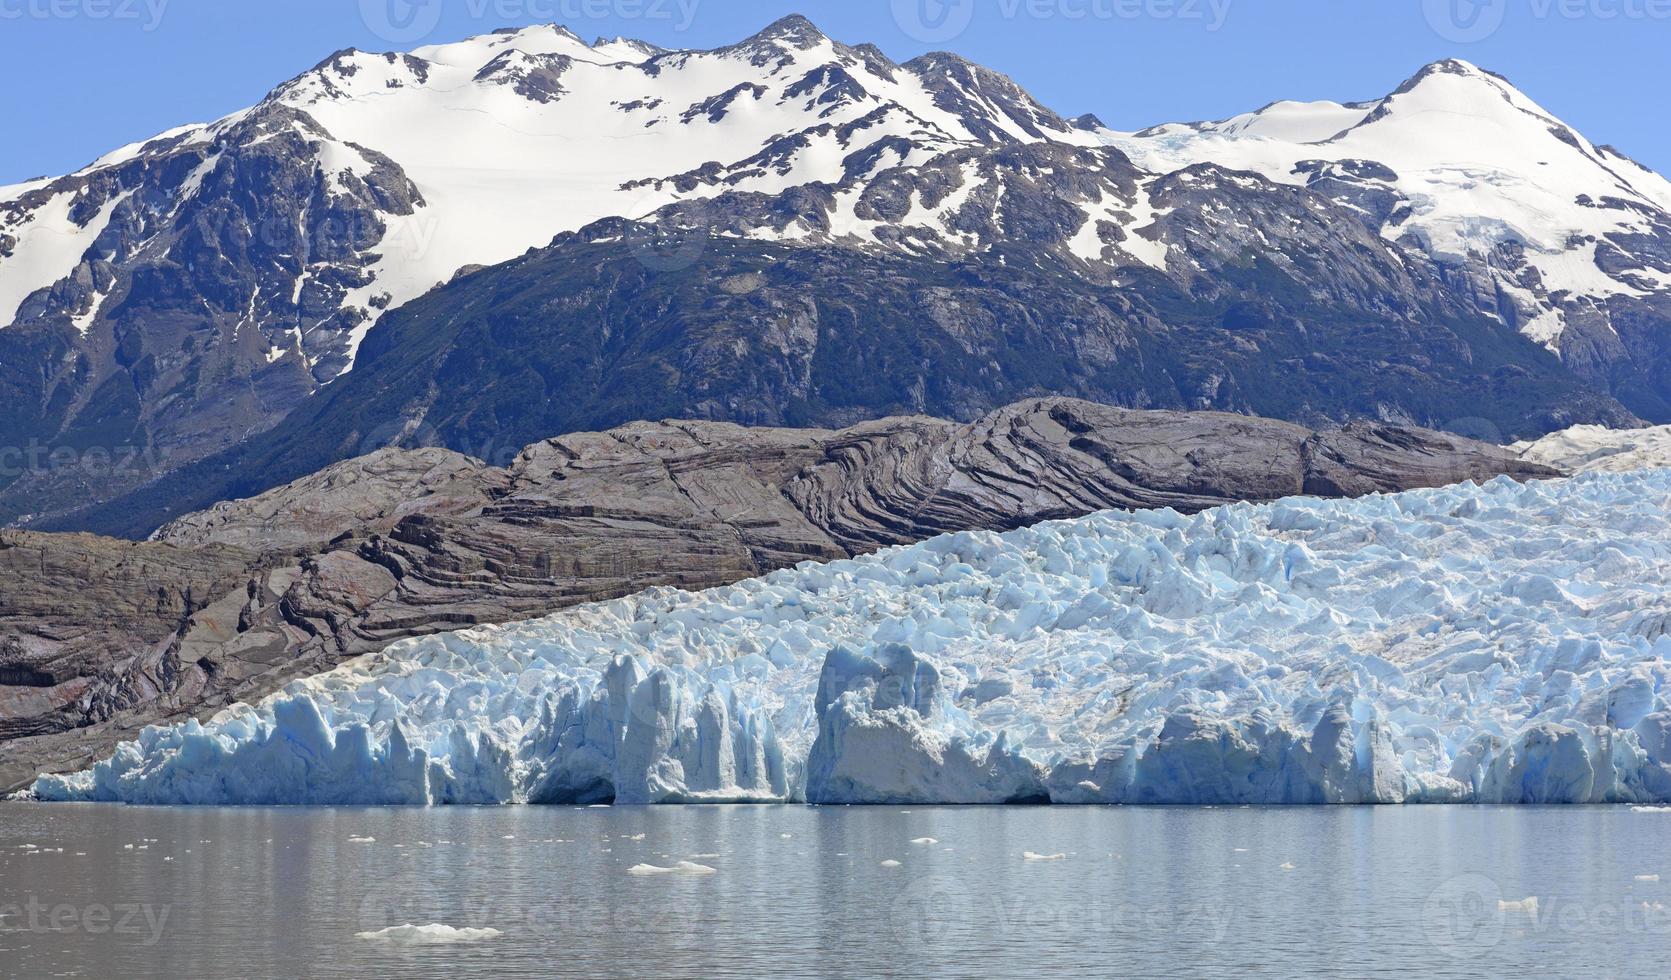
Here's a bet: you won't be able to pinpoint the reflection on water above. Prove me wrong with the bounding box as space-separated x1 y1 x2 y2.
1 803 1668 978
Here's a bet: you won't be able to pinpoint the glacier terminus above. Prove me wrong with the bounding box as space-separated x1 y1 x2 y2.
34 471 1671 807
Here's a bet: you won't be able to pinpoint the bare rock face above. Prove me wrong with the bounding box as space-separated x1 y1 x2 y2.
154 448 498 552
0 399 1556 791
0 532 254 776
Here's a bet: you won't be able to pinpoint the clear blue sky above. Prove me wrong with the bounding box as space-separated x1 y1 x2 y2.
2 0 1668 183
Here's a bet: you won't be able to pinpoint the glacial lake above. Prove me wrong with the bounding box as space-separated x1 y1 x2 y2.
1 802 1667 978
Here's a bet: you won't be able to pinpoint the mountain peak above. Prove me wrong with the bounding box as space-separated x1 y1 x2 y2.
1342 57 1537 136
740 14 828 48
1393 58 1516 96
591 35 665 55
491 23 584 43
757 13 822 37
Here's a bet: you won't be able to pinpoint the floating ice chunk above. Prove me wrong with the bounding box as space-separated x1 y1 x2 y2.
880 859 903 868
627 861 717 876
1024 852 1067 862
1499 897 1540 915
355 924 503 944
347 836 376 844
689 853 721 859
1279 862 1297 871
1636 874 1661 882
910 838 938 845
1633 807 1671 813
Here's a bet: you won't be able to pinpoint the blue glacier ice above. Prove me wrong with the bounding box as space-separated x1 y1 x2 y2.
32 471 1671 806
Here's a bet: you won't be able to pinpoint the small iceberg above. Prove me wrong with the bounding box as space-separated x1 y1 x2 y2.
1024 852 1067 862
910 837 938 846
627 861 717 876
1499 897 1540 915
355 924 502 944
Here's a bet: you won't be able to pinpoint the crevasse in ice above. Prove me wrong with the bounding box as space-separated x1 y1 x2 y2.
33 471 1671 805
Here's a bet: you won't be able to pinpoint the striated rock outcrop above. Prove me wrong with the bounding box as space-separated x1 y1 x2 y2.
0 398 1555 791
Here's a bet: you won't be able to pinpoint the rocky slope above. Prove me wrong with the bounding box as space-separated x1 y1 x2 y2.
53 216 1627 539
0 399 1554 792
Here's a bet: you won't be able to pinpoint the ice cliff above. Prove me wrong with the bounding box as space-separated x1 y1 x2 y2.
33 472 1671 806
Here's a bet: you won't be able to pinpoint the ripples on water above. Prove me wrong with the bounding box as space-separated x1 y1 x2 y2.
1 804 1667 978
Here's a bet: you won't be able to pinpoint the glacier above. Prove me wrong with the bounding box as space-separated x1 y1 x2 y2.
32 471 1671 806
1516 423 1671 475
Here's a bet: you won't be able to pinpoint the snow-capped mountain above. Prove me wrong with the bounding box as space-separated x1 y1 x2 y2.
1 18 1667 529
1097 60 1671 416
0 16 1087 379
0 16 1095 519
687 58 1671 416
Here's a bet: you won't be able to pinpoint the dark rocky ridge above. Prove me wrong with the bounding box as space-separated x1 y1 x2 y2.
0 398 1558 792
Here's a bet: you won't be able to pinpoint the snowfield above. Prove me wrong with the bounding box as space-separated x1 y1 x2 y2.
1516 424 1671 474
33 472 1671 806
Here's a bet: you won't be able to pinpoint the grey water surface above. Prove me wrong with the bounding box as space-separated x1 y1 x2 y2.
1 802 1667 978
